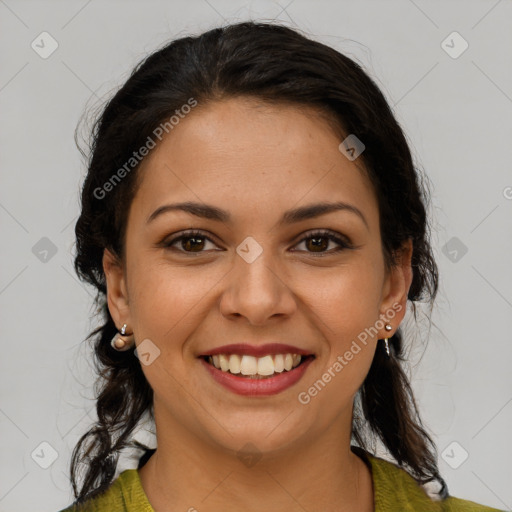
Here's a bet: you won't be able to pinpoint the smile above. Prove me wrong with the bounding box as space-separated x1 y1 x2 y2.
204 353 309 378
200 353 315 396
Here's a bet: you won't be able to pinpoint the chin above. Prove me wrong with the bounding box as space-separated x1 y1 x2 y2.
201 412 311 457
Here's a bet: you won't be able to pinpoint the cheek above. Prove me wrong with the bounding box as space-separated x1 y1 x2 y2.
126 256 226 354
125 261 210 396
306 259 382 386
302 272 379 408
311 260 383 334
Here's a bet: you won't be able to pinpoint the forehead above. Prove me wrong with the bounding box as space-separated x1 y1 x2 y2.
131 97 378 229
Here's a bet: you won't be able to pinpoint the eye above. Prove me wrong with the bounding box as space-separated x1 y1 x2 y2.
161 230 219 254
291 229 353 256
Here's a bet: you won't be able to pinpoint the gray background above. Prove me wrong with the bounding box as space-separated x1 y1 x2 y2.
1 0 511 511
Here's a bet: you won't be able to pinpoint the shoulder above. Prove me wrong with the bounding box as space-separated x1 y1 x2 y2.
57 469 153 512
352 446 504 512
441 495 506 512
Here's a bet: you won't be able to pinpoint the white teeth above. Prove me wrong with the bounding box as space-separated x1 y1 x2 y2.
219 354 230 371
208 353 304 376
257 355 275 376
228 354 241 374
240 355 258 375
274 354 284 372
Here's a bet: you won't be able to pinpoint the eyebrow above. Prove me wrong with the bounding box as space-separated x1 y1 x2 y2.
146 201 369 231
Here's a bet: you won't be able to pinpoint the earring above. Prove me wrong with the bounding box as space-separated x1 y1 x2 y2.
383 323 392 357
110 323 135 351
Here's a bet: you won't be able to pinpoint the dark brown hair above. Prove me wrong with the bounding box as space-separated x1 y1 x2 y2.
69 20 447 505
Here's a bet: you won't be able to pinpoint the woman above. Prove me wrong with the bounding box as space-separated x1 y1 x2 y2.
59 21 503 512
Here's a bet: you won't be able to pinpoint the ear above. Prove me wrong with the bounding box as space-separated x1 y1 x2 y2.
378 238 413 336
102 248 131 329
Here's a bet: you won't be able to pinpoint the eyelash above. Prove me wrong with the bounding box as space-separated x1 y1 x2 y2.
161 229 353 257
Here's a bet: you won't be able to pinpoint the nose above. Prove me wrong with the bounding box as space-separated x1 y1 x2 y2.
219 246 297 325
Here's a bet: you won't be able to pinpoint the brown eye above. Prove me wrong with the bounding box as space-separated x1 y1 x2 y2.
163 230 217 253
180 236 206 252
292 230 352 255
305 236 329 252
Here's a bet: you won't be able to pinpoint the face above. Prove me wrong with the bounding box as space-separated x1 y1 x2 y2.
103 97 412 457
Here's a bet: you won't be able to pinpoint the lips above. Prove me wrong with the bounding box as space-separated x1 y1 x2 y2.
198 343 315 396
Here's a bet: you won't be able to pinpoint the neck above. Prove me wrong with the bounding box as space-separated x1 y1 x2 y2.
138 406 374 512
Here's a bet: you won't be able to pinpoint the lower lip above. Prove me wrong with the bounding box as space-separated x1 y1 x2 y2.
200 357 314 396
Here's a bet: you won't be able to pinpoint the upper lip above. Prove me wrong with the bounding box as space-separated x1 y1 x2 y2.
198 343 314 357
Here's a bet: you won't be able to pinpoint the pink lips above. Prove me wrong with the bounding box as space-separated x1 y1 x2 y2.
198 343 315 396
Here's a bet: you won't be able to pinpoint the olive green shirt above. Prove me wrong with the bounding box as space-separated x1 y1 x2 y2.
59 448 504 511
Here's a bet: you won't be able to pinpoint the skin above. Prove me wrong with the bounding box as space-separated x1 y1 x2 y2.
103 97 413 512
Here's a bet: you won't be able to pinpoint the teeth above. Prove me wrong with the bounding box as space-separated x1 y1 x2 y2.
257 355 274 376
228 354 241 374
274 354 284 372
240 355 258 375
208 353 304 376
219 354 230 371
